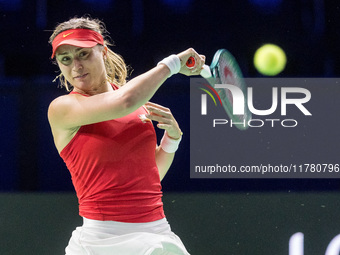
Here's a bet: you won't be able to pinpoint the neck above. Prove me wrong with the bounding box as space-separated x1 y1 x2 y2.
73 80 113 96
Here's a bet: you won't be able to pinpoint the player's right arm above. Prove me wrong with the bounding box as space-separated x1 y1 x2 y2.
48 48 204 129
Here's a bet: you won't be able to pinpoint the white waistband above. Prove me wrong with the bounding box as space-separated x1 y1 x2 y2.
82 217 172 236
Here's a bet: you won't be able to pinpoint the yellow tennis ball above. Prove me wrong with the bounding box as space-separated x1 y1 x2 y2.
254 44 287 76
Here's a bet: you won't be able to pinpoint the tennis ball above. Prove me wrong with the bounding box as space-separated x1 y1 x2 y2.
253 44 287 76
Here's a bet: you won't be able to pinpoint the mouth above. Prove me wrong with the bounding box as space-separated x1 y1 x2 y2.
74 73 88 80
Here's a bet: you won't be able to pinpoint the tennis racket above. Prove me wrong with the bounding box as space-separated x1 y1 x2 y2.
187 49 251 130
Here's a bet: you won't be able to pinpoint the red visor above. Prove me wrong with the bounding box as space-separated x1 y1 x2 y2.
51 29 104 58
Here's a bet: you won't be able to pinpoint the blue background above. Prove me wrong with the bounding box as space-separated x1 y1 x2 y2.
0 0 339 192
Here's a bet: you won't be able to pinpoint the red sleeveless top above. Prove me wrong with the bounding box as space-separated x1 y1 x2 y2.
59 87 165 223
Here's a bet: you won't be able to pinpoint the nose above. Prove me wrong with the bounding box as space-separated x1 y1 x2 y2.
72 58 83 72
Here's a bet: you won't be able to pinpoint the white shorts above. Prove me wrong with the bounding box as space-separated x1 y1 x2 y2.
65 217 190 255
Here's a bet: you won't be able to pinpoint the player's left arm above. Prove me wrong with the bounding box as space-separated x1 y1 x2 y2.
155 145 175 181
145 102 182 181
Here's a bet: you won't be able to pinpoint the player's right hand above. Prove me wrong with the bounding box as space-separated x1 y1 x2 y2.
177 48 205 76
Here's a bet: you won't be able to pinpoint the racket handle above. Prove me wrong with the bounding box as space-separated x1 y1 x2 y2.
186 57 212 78
200 65 212 78
186 56 196 68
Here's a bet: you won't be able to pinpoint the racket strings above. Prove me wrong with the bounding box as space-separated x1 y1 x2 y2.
217 53 249 123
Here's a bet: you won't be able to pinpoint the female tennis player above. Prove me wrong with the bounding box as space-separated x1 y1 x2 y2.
48 16 204 255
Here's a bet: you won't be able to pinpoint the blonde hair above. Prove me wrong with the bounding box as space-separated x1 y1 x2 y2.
49 16 129 91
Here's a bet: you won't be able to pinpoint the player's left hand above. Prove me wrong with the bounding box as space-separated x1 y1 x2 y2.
145 102 182 140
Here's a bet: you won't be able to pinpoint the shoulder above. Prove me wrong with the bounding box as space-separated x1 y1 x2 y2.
48 94 83 153
48 94 72 116
48 93 87 109
48 94 80 127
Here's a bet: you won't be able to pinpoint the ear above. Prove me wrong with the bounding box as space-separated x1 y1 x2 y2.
103 46 108 59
